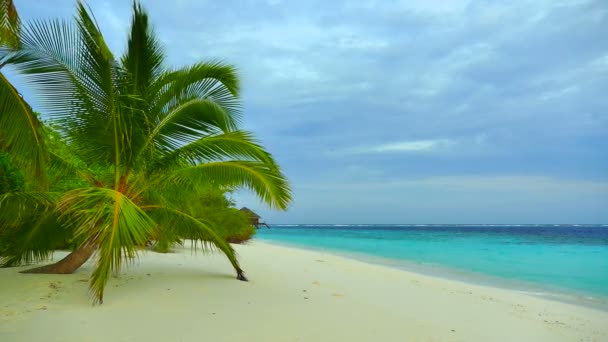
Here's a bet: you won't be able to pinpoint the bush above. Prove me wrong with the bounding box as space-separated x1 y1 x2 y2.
151 189 256 253
202 207 256 244
193 189 256 243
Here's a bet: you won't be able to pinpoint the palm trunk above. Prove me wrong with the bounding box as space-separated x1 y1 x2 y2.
21 242 97 274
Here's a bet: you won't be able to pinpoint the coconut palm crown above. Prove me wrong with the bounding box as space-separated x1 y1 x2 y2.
0 1 291 304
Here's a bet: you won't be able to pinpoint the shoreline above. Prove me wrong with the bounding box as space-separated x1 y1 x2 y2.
1 240 607 341
256 238 608 311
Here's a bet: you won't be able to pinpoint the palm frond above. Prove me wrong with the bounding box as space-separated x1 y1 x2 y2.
2 6 128 172
57 188 156 304
172 161 291 210
3 19 89 117
48 151 103 187
0 0 20 48
0 191 63 267
142 100 247 162
121 1 163 101
143 205 245 278
153 130 276 170
73 2 130 174
0 73 47 186
0 191 57 227
117 2 164 169
150 62 241 126
1 17 113 167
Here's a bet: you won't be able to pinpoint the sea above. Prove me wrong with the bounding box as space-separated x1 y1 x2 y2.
256 224 608 309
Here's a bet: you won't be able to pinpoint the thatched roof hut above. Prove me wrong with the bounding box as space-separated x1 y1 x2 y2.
240 207 261 227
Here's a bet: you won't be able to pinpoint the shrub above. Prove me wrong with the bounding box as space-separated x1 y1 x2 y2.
193 189 256 243
202 207 256 244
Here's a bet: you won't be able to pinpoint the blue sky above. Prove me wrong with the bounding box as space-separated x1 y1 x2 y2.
9 0 608 223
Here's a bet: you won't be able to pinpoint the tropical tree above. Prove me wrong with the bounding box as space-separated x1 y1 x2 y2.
0 1 291 304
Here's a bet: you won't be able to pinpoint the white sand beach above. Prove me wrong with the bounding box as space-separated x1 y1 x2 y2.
1 241 607 342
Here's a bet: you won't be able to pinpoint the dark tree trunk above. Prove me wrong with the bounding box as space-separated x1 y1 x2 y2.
21 242 97 274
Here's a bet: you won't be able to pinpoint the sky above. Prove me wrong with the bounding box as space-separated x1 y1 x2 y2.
8 0 608 224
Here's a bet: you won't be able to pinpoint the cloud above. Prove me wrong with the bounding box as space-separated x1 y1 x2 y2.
11 0 608 223
340 139 454 155
334 133 492 156
310 175 608 194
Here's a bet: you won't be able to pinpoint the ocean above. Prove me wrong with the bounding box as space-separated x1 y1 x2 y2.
256 224 608 309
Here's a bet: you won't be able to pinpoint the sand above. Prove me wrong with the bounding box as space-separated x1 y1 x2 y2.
1 241 607 342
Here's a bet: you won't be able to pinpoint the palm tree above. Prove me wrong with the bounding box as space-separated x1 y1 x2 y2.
0 1 291 304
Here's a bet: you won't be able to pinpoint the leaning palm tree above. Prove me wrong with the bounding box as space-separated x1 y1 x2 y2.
0 1 291 304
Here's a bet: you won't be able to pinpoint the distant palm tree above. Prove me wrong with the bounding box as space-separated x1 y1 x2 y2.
0 1 291 304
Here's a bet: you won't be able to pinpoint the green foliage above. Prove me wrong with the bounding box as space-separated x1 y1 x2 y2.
208 207 256 243
0 0 20 48
193 190 255 243
145 206 245 279
0 152 24 193
198 188 233 208
0 191 66 267
44 123 92 192
0 1 291 304
59 188 156 302
151 188 255 252
0 74 47 188
1 1 48 189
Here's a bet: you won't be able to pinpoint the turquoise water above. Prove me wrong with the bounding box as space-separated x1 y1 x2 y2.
256 224 608 307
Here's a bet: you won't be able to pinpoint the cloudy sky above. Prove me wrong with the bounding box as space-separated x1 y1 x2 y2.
10 0 608 223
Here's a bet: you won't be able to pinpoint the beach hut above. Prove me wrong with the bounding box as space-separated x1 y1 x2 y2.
240 207 261 227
